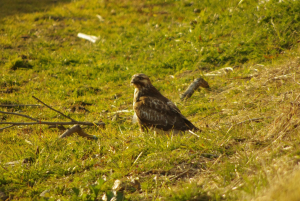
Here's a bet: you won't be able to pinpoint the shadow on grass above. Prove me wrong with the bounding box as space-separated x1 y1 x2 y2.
0 0 71 19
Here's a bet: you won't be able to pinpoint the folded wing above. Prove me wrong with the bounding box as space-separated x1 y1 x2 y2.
134 97 198 131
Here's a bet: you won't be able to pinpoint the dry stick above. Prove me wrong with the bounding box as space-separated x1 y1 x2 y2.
235 117 264 125
0 111 105 127
0 125 14 132
170 169 191 181
0 111 39 121
188 130 200 138
180 77 210 100
0 98 105 130
0 104 41 107
59 124 98 140
0 121 105 126
32 96 76 122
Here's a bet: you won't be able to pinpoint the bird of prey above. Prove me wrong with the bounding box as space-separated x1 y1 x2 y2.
130 73 200 134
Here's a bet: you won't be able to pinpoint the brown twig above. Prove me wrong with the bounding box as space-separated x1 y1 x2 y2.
32 96 76 122
0 121 105 126
0 111 38 121
180 77 210 100
169 169 190 181
0 104 41 107
0 97 105 133
0 125 14 132
59 124 98 140
236 117 264 125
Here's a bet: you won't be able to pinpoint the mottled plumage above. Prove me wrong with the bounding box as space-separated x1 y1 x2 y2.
131 73 199 134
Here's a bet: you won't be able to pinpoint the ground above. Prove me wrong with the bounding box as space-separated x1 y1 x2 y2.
1 0 300 200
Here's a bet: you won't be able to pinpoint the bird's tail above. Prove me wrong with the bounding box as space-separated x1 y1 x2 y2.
183 119 201 132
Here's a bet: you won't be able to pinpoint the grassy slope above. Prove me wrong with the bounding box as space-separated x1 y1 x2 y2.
1 0 300 200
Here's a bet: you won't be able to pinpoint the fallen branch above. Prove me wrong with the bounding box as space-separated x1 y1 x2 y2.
0 121 105 126
180 77 210 100
0 125 14 132
0 104 41 107
0 111 105 127
59 124 98 140
32 96 76 122
0 96 105 132
0 111 39 121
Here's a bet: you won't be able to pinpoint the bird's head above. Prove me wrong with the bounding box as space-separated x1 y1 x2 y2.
130 73 152 88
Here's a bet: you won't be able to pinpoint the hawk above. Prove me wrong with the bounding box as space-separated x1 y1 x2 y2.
131 73 200 134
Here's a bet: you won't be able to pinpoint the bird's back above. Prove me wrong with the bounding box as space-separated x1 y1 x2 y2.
133 86 199 132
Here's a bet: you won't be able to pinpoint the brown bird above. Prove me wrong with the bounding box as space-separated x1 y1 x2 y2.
131 73 200 134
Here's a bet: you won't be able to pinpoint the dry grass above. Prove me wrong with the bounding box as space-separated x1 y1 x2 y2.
253 168 300 201
165 55 300 200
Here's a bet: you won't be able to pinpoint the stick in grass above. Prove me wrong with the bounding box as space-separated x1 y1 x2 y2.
235 117 264 125
59 124 98 140
0 104 41 108
0 125 14 132
0 121 105 126
32 96 76 122
180 77 210 100
0 97 105 131
0 111 39 122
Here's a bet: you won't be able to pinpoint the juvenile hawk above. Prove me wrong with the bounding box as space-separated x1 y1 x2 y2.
131 73 199 134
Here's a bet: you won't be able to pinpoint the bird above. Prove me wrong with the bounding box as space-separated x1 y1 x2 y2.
130 73 200 134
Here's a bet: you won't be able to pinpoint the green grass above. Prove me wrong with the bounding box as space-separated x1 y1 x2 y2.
1 0 300 200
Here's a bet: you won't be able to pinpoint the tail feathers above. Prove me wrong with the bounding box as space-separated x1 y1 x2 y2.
183 119 200 132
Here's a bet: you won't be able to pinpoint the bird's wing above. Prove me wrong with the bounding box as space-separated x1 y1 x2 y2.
134 97 179 130
166 100 199 131
166 101 181 114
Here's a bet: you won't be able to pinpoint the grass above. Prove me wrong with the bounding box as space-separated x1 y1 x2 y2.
1 0 300 200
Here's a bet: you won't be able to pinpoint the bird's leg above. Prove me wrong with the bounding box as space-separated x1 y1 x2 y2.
141 125 150 133
136 118 149 133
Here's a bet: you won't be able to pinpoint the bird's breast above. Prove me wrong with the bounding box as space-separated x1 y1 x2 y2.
133 88 139 106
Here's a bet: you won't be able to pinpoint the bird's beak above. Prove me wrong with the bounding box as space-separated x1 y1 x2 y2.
130 77 138 83
130 79 136 86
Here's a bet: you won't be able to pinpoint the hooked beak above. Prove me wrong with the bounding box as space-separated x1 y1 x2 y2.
130 79 136 86
130 77 138 84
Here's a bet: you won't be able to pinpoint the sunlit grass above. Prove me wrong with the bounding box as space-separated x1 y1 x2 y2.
1 0 300 200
